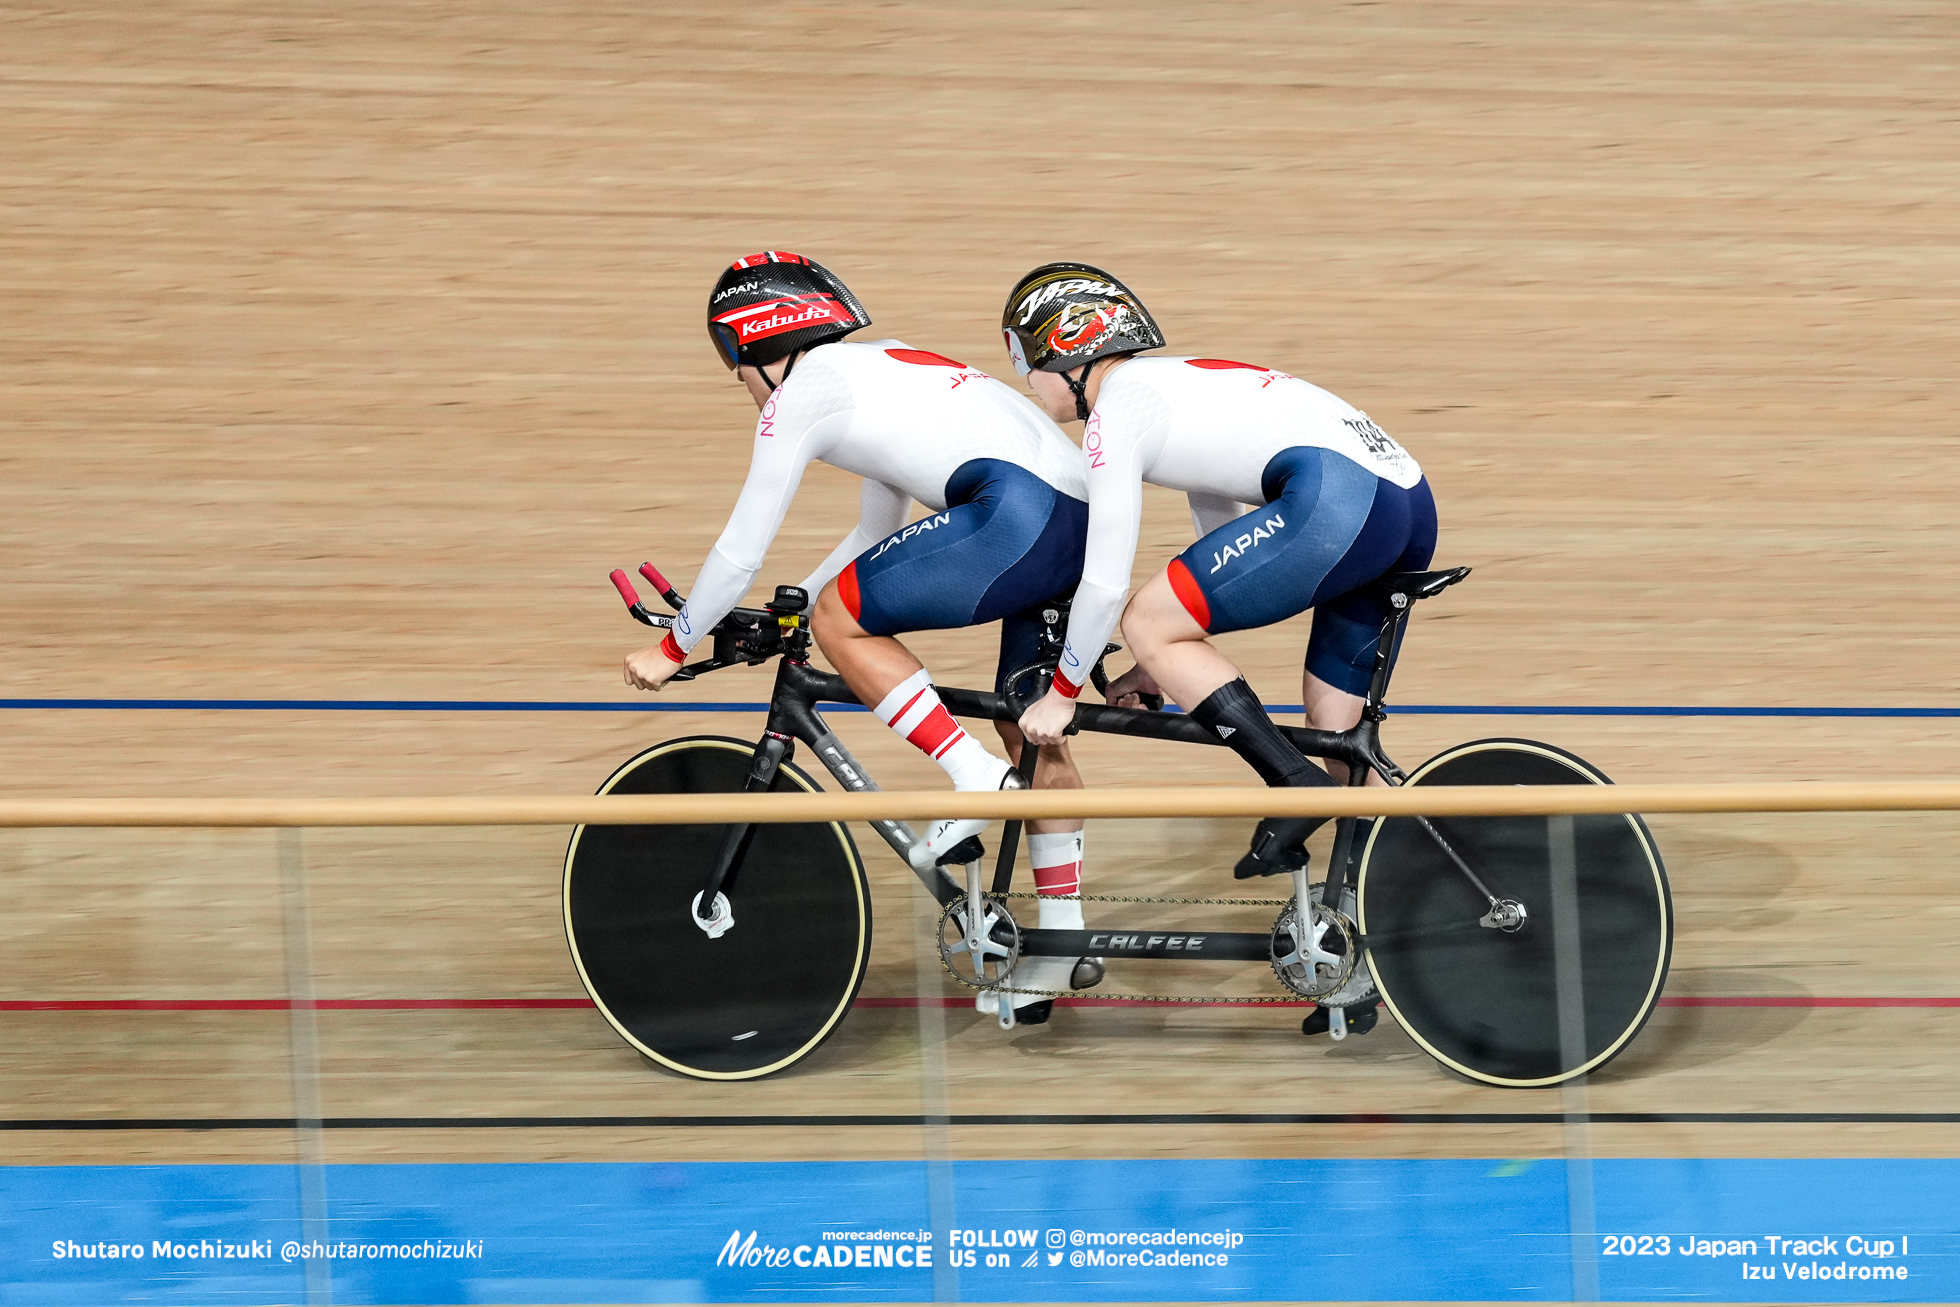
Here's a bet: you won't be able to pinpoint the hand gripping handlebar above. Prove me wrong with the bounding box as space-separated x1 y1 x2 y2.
606 562 804 681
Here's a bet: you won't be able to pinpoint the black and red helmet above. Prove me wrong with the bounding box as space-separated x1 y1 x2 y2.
706 251 871 370
1001 262 1165 377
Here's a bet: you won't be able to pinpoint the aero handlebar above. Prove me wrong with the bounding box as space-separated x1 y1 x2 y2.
605 563 1149 706
607 562 792 682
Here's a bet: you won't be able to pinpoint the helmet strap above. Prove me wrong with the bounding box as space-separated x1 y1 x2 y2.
753 350 802 394
1062 362 1093 421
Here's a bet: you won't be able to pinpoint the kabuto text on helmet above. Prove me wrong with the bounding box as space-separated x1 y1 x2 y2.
707 251 871 370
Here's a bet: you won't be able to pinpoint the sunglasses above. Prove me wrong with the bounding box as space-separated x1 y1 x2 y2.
710 322 743 370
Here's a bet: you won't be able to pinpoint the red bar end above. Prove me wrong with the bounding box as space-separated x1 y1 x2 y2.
608 569 641 607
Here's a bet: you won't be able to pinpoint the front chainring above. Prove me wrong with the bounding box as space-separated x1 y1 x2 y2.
938 895 1021 990
1269 895 1359 1000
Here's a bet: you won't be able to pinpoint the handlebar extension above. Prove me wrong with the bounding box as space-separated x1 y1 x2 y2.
608 562 806 681
607 570 670 629
637 562 685 611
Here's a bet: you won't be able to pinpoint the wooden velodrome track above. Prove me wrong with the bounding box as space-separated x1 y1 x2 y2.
4 0 1959 1197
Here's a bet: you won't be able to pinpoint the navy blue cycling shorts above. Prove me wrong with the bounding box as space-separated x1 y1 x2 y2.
1165 446 1438 696
838 458 1088 694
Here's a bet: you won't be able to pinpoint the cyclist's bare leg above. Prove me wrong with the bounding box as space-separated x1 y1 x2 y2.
809 584 1085 812
812 583 929 706
993 722 1084 838
1125 568 1340 880
994 722 1095 993
1123 570 1331 790
1117 570 1243 709
1302 673 1385 785
815 579 1060 881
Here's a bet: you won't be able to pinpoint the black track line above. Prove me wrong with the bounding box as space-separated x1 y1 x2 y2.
4 1112 1956 1130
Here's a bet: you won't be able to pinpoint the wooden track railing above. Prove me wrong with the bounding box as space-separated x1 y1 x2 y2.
3 781 1960 826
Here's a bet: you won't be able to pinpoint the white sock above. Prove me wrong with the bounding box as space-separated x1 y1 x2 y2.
873 669 1006 790
1030 830 1086 931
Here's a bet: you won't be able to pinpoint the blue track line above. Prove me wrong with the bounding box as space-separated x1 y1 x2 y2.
2 697 1958 717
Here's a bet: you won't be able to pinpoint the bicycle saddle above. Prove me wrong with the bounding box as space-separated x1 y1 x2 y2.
1370 566 1470 603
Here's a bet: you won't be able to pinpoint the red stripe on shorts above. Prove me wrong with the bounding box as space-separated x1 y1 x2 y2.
1166 558 1212 631
907 705 963 757
838 561 862 622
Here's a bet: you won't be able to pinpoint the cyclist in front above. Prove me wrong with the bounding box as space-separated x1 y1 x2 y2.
1005 263 1437 1028
623 251 1099 1021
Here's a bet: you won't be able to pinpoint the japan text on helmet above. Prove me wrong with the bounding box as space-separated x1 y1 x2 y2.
706 251 872 371
1000 262 1166 379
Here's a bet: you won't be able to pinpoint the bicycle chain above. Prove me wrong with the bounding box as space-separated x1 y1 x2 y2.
942 890 1346 1007
1001 891 1290 908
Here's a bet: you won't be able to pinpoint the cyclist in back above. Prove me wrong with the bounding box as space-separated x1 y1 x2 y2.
623 251 1099 1020
1005 264 1437 993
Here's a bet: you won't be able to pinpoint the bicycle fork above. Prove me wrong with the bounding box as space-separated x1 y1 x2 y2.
689 731 793 935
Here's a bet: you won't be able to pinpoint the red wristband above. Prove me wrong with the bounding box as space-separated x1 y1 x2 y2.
1051 668 1083 700
660 631 685 664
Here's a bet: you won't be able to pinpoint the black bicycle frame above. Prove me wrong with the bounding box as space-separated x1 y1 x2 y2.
688 593 1434 963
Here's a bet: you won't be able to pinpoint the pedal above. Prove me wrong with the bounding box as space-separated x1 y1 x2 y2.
1070 957 1105 991
1235 821 1308 879
1302 1001 1380 1039
991 995 1052 1029
935 835 987 868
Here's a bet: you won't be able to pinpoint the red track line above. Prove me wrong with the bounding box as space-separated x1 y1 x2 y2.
4 995 1959 1013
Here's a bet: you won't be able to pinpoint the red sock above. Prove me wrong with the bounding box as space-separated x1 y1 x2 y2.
872 669 1004 789
1030 830 1085 930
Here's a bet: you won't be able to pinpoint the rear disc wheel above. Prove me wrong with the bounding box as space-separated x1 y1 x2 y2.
1356 738 1671 1087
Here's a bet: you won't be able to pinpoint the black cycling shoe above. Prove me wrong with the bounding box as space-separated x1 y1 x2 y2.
933 833 988 868
1301 1001 1380 1038
1235 818 1313 879
1013 999 1054 1025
